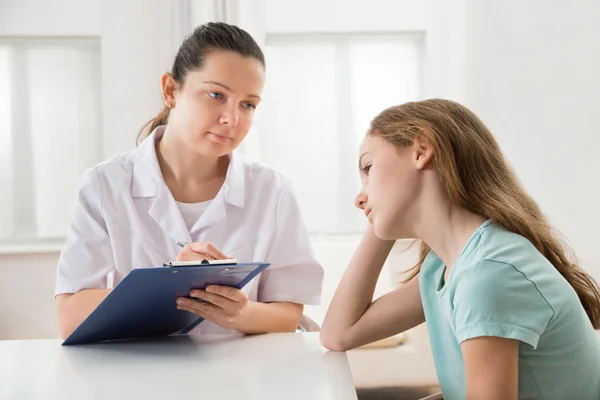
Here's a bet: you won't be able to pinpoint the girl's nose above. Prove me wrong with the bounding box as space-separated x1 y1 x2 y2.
354 192 367 210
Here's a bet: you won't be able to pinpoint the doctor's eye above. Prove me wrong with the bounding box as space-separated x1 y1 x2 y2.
242 102 257 110
207 92 224 100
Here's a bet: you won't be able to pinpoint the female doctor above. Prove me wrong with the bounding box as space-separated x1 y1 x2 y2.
55 22 323 339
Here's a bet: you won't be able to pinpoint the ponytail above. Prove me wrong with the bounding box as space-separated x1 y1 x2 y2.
136 106 170 146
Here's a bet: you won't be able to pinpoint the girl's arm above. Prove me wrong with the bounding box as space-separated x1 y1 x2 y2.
320 226 425 351
461 336 519 400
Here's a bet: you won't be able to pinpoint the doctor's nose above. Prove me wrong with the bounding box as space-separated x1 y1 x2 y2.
354 191 367 210
219 106 239 127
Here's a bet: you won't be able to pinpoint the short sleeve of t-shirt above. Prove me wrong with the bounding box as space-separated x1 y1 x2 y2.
453 259 554 349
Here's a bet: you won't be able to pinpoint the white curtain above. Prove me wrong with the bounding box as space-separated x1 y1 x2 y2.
253 35 422 234
0 39 101 243
0 46 13 240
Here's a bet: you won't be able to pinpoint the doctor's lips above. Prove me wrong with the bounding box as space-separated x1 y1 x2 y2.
208 131 233 143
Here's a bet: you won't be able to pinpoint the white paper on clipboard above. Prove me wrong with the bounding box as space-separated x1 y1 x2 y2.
163 259 238 267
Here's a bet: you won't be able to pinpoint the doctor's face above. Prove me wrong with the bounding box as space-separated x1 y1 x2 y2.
170 50 265 157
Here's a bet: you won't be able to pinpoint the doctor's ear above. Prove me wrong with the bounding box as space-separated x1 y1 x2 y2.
161 73 179 109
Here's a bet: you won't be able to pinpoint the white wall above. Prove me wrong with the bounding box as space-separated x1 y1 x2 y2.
100 0 182 157
464 0 600 280
0 0 100 36
0 253 60 339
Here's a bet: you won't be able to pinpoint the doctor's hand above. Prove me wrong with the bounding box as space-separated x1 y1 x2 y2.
176 285 251 330
176 242 231 262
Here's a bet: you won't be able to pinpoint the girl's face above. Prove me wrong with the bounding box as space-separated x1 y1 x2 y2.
355 134 429 240
165 50 265 157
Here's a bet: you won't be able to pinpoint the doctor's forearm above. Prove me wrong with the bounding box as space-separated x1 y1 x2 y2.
238 302 303 334
55 289 111 339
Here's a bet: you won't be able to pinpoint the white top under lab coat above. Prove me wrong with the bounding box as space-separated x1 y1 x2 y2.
55 127 324 334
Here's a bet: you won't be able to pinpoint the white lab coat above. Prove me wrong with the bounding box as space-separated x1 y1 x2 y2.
55 127 324 334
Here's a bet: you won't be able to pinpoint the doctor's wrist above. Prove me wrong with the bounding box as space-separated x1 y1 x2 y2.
234 300 257 334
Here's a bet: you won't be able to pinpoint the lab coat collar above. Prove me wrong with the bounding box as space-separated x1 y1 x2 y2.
130 126 246 242
131 126 246 208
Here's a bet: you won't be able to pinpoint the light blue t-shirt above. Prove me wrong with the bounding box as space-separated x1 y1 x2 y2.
420 220 600 400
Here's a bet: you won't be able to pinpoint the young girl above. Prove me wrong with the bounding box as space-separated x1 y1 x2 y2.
321 99 600 399
55 22 323 339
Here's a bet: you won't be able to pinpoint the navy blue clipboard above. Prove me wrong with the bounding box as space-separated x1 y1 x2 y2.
62 262 270 346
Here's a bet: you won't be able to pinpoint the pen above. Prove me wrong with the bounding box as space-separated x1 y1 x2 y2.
176 241 187 248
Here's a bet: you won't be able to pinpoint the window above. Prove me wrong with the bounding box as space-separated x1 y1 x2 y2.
0 38 101 245
249 34 423 234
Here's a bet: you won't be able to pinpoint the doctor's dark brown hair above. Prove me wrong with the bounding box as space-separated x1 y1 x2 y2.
137 22 265 145
370 99 600 329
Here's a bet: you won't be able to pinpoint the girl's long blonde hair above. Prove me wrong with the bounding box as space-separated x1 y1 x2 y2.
370 99 600 329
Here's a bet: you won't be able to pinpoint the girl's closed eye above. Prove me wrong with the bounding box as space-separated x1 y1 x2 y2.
361 164 372 175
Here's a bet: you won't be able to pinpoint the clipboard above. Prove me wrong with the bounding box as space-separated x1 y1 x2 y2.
62 261 270 346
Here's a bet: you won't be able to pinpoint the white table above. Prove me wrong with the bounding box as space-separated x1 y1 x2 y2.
0 332 357 400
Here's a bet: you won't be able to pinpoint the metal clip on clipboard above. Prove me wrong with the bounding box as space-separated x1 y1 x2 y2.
163 259 239 267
